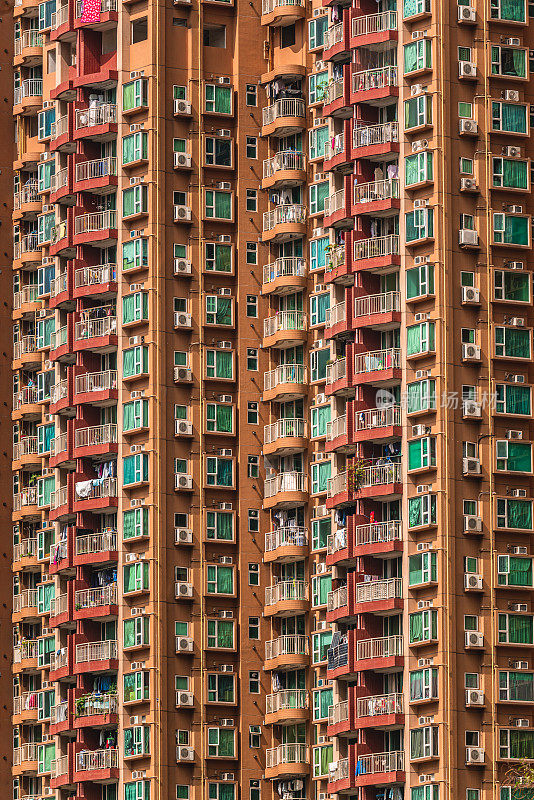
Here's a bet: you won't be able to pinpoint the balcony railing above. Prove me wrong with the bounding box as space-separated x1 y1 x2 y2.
324 80 344 105
266 744 307 769
13 387 39 410
14 234 39 259
324 189 345 217
264 418 306 444
328 700 349 726
264 310 307 338
14 79 43 105
74 210 117 235
326 357 346 385
265 526 308 552
355 520 402 546
355 577 402 603
324 133 345 161
50 380 68 405
327 471 347 497
264 471 307 498
51 755 69 778
75 692 119 718
50 326 67 351
75 104 117 130
50 168 69 193
263 204 306 231
14 183 39 210
75 423 118 449
13 743 38 766
264 364 306 392
330 759 349 782
74 264 116 288
357 751 404 774
13 640 39 663
262 98 305 127
266 580 307 606
352 10 397 36
49 592 68 617
353 121 399 149
14 538 37 561
13 691 40 716
357 635 403 660
326 414 346 441
354 405 402 432
75 639 118 664
354 291 400 317
14 31 44 55
76 749 119 772
75 157 118 183
13 336 37 360
323 21 344 49
13 487 38 511
328 462 401 497
13 589 38 613
74 477 117 501
75 316 117 341
49 647 68 671
74 0 117 16
75 530 117 556
75 370 118 395
50 272 68 298
325 301 346 328
266 634 308 661
357 692 403 718
50 701 69 726
263 257 306 286
327 585 348 612
50 485 68 510
75 584 117 610
13 285 38 309
354 233 399 261
354 348 401 374
263 151 305 178
51 4 68 28
352 65 398 93
13 436 38 460
266 689 307 715
354 178 399 205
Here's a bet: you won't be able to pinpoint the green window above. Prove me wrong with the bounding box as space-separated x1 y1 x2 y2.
36 316 55 349
205 137 232 167
206 510 234 541
207 619 234 649
406 262 434 299
495 383 531 415
493 213 529 245
409 609 438 643
37 423 54 455
309 126 329 160
38 160 54 192
124 561 150 593
124 616 150 648
312 630 332 663
311 404 331 438
308 71 328 104
125 779 151 800
123 507 149 540
310 235 329 270
206 457 233 487
205 190 232 220
312 517 331 550
123 79 148 112
208 785 234 800
206 349 233 379
124 671 149 703
496 498 533 529
403 0 430 18
310 347 330 382
310 292 330 325
495 326 531 358
123 237 148 271
207 673 235 703
405 208 434 242
38 107 55 140
409 494 437 528
123 292 149 324
404 95 432 129
205 242 232 272
409 552 437 585
123 399 149 431
308 16 328 49
38 635 54 667
404 39 432 73
498 555 533 586
123 345 149 377
496 440 532 472
409 668 438 702
490 0 526 22
410 726 438 759
38 213 54 245
408 436 436 470
499 729 534 759
123 185 148 217
492 101 527 133
37 475 54 508
312 574 332 607
311 461 331 494
313 687 333 721
206 402 233 433
207 728 235 757
205 295 232 325
494 269 530 301
123 132 148 164
123 453 149 485
309 181 329 215
38 582 55 614
493 157 528 189
499 671 534 701
205 84 232 115
407 321 435 355
124 725 150 757
38 743 55 775
498 613 534 643
405 151 433 186
313 744 333 777
407 379 436 413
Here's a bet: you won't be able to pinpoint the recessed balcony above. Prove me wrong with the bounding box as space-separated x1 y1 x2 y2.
14 31 44 65
350 9 398 47
352 178 400 216
262 204 306 242
13 639 39 672
352 404 402 443
328 691 404 737
13 386 41 419
13 285 40 316
324 243 349 285
74 748 119 781
324 131 352 172
73 210 117 246
13 335 39 367
328 461 402 506
74 369 118 404
329 749 405 793
74 530 118 565
265 744 308 780
264 418 307 456
13 487 39 520
265 689 308 725
262 98 306 137
352 121 399 160
13 691 39 723
74 104 118 140
327 576 403 622
262 151 306 190
326 413 354 454
261 0 305 25
265 580 308 616
263 470 308 508
13 79 43 113
263 364 308 402
13 435 39 466
74 692 119 728
74 423 118 458
353 347 402 386
353 290 401 330
74 157 118 193
262 257 307 295
73 476 118 512
327 519 402 566
74 0 118 27
74 584 117 621
351 65 398 103
74 315 117 353
13 182 41 220
353 233 400 273
74 263 117 298
13 743 38 776
323 187 352 228
323 20 350 61
327 631 403 679
264 526 308 563
13 233 40 265
326 355 354 398
13 537 38 566
74 639 118 672
264 634 309 671
263 310 307 348
325 300 348 338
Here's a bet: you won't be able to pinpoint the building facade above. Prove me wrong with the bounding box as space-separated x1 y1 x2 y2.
9 0 534 799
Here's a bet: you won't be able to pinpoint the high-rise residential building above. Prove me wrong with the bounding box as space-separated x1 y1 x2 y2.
9 0 534 797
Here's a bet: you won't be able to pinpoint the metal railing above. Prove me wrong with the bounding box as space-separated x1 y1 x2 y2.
355 520 402 546
264 310 307 338
265 634 308 660
13 285 38 309
353 233 399 261
76 748 119 771
263 257 306 285
264 364 307 392
13 640 39 663
266 744 307 769
262 98 305 126
49 647 68 671
354 347 401 374
14 183 39 209
356 635 403 660
50 326 67 351
327 585 348 612
266 689 307 715
328 462 401 497
50 272 68 298
74 210 117 235
75 584 117 610
327 472 347 497
50 380 68 404
13 387 39 409
265 526 308 552
328 700 349 726
14 79 43 105
323 21 344 49
13 589 38 613
354 178 399 204
13 744 38 766
75 423 118 449
75 157 117 183
326 357 346 385
324 79 344 105
50 168 69 193
354 405 402 432
325 301 346 328
51 754 69 778
355 577 402 603
326 243 346 271
75 639 118 664
75 104 117 130
51 4 68 28
356 751 404 774
264 418 306 444
75 693 119 718
14 538 37 561
263 151 305 177
75 370 117 395
50 485 68 510
14 31 43 55
13 487 38 511
13 436 38 460
324 188 345 217
352 10 397 36
13 335 37 360
74 264 116 288
49 592 68 617
50 701 69 726
352 65 398 93
51 114 68 138
13 691 40 716
264 471 307 498
75 316 117 341
74 477 117 501
262 0 304 12
354 291 400 317
324 133 345 161
353 121 399 149
263 204 306 231
75 531 117 556
357 692 403 718
265 580 307 605
330 758 349 782
326 415 346 441
14 233 39 259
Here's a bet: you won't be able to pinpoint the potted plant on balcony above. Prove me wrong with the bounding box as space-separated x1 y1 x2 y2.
348 459 366 494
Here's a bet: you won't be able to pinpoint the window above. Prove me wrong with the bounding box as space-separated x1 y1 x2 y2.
403 0 430 18
173 85 186 101
249 726 261 748
173 16 187 25
123 237 148 271
408 436 437 470
246 295 258 317
205 83 233 114
312 573 332 607
413 787 439 800
409 551 437 585
249 671 260 693
495 325 531 358
174 350 188 367
123 292 148 324
280 22 295 47
494 270 530 302
208 786 234 800
205 137 232 167
131 17 148 43
205 242 232 273
409 609 438 643
206 510 234 541
308 71 328 104
311 460 331 494
124 725 150 757
123 185 148 217
458 45 472 61
206 295 233 325
493 212 529 245
207 727 235 757
309 181 329 215
247 348 258 370
311 404 331 438
248 455 259 478
496 439 532 472
313 744 334 777
499 613 534 644
495 383 531 416
247 402 258 424
207 564 234 595
124 671 149 703
493 157 528 190
460 157 473 175
250 782 260 800
405 208 434 242
124 616 149 648
203 24 226 47
176 787 189 800
492 101 528 134
206 457 234 487
126 781 151 800
207 673 235 703
124 561 150 593
499 728 534 759
38 161 54 192
407 321 436 356
123 507 149 540
310 347 330 382
497 497 533 529
246 136 257 158
312 630 332 663
404 39 432 73
123 132 148 164
491 45 527 77
405 151 433 186
205 189 233 220
245 189 257 212
406 262 435 299
207 618 235 649
308 16 328 49
409 493 437 528
313 686 333 721
246 242 257 264
407 379 436 413
309 126 329 161
498 554 533 586
206 402 234 434
248 509 259 532
310 291 330 325
123 453 149 486
246 84 257 106
38 107 55 140
123 78 148 112
410 726 439 760
459 101 473 118
206 347 234 378
491 0 526 20
499 670 534 701
409 668 438 702
312 517 330 550
404 95 432 129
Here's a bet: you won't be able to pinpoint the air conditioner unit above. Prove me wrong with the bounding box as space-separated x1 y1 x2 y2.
510 375 525 384
219 556 233 564
465 631 483 648
176 637 194 652
465 689 485 707
218 76 231 84
417 542 431 552
508 205 524 214
512 488 527 497
218 235 231 243
176 691 194 708
174 259 192 276
506 146 521 158
459 61 477 78
463 400 482 418
174 367 193 383
464 573 483 591
414 312 430 322
507 37 521 45
316 562 327 574
459 229 479 246
217 182 232 190
506 430 523 439
174 152 192 169
417 484 431 494
315 60 325 70
461 178 478 192
411 30 425 39
174 99 192 115
175 474 193 490
412 425 427 437
219 502 233 510
218 449 232 457
514 660 529 669
174 312 192 329
511 603 528 612
217 129 232 138
175 420 193 437
415 370 430 379
174 205 192 222
463 457 481 475
176 746 194 762
510 317 525 327
175 527 193 545
412 139 429 152
175 582 193 598
221 775 235 781
505 90 520 102
218 341 232 350
462 286 480 304
219 610 233 618
512 546 528 555
515 719 530 727
220 718 234 726
411 84 423 96
414 199 429 208
466 747 485 765
458 4 476 21
464 515 482 532
460 119 478 134
462 343 481 361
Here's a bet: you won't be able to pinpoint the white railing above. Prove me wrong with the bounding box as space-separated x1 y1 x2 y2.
13 691 40 716
324 133 345 160
74 210 117 235
356 635 403 660
14 233 39 259
51 755 68 778
75 423 118 449
355 577 402 603
324 79 344 105
14 31 43 55
13 436 38 460
262 0 304 12
324 188 345 217
325 301 346 328
13 487 38 511
75 157 117 183
354 348 401 374
354 178 399 204
327 585 348 612
13 336 37 360
329 700 349 726
50 380 68 404
51 4 68 28
49 540 67 564
265 634 308 660
50 168 69 193
266 744 307 769
51 113 68 138
266 689 307 715
357 692 403 718
264 310 307 338
13 589 37 613
49 647 68 671
263 204 306 231
50 272 68 298
75 584 117 610
50 430 66 457
355 520 402 546
324 21 344 49
74 477 117 501
74 264 116 288
75 693 119 718
75 370 117 395
353 121 399 149
75 640 118 664
354 233 399 261
330 758 349 782
14 79 43 105
75 531 117 556
326 415 346 441
262 98 305 126
354 291 400 317
13 744 38 766
75 316 117 341
263 257 306 285
266 580 307 605
13 387 39 409
14 183 39 210
327 471 347 497
76 749 119 771
356 751 404 774
326 357 346 385
264 418 306 445
329 461 400 492
326 244 346 271
352 65 398 93
75 0 117 15
265 526 308 552
263 151 305 177
13 640 39 663
13 538 37 561
50 326 67 351
352 10 397 35
264 364 307 392
50 485 68 510
49 592 68 617
264 471 307 498
50 701 69 726
75 104 117 130
13 285 38 309
354 405 402 432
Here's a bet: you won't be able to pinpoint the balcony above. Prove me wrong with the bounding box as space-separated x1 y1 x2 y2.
353 291 401 329
326 356 354 397
262 204 306 242
265 744 308 780
265 580 308 617
75 639 118 670
74 211 117 246
327 576 403 621
75 692 118 727
352 121 399 159
329 750 405 793
13 743 38 775
327 631 403 679
49 646 70 674
13 639 39 668
49 591 69 622
14 31 44 63
263 364 307 402
50 379 70 410
328 691 404 736
323 21 349 59
13 537 37 564
262 151 306 190
353 233 400 272
353 347 402 386
74 423 118 457
13 436 39 465
50 484 69 514
50 167 70 200
74 104 118 139
325 301 348 339
13 182 40 217
264 418 307 456
14 233 40 263
74 264 117 297
74 477 118 512
324 243 348 284
264 471 308 508
357 692 403 722
74 584 117 620
265 634 309 671
328 519 402 564
74 157 118 193
265 689 308 725
261 0 304 25
262 257 307 295
353 404 402 442
14 79 43 111
262 98 306 137
13 286 39 317
263 310 307 347
74 530 117 563
74 369 118 403
264 526 308 562
328 461 402 505
353 178 399 215
358 634 403 663
324 187 351 227
75 748 119 779
326 413 352 453
74 316 117 350
13 691 39 722
352 66 398 102
50 271 69 301
351 10 398 46
13 335 39 365
13 487 39 517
